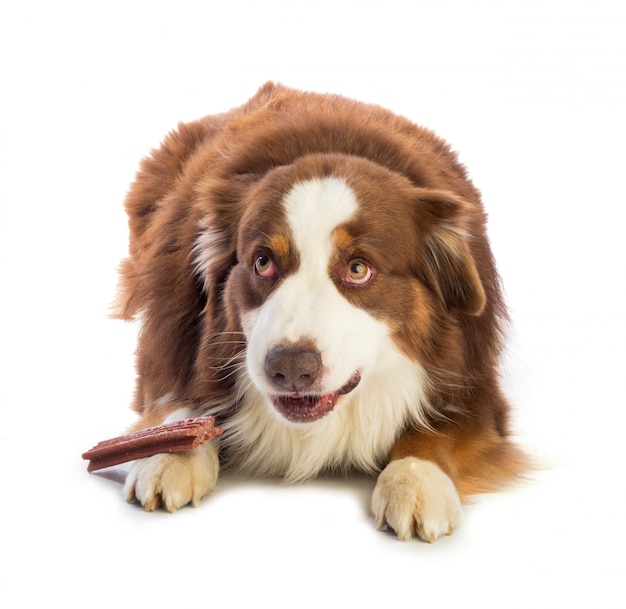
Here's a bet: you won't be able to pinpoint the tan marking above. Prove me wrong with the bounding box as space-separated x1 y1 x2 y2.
332 226 354 251
269 234 290 259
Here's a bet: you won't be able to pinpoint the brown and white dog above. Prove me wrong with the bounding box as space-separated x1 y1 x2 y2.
115 82 527 542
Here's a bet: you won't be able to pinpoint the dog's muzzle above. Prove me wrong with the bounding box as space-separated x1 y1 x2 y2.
265 345 360 423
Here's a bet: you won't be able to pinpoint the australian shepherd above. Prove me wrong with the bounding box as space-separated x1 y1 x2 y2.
113 82 527 542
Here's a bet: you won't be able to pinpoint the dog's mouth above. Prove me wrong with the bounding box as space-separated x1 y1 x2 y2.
271 372 361 423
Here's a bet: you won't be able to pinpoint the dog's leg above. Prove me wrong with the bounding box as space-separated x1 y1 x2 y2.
372 422 525 542
371 456 462 542
124 407 220 512
372 426 464 542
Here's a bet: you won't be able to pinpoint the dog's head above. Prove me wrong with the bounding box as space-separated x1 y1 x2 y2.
195 153 486 426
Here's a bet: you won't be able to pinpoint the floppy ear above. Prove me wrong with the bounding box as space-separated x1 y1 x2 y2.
416 189 486 316
115 198 210 401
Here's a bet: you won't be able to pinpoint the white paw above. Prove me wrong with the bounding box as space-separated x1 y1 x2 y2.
371 457 462 542
124 441 219 512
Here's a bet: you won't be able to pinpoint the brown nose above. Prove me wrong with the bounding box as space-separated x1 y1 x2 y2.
265 346 323 392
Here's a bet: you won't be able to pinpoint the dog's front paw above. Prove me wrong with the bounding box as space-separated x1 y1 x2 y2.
371 457 462 542
124 442 219 513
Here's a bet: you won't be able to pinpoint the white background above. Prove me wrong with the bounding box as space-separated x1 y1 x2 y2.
1 1 624 606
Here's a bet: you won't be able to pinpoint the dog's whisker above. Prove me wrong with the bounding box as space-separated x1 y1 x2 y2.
207 330 246 337
209 359 246 374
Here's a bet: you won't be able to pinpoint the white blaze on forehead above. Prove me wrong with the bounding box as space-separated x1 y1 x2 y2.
275 177 360 349
283 177 358 265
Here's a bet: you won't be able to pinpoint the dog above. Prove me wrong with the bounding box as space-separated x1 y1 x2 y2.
114 82 527 542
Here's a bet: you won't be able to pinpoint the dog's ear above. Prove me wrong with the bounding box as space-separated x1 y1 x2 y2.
114 118 238 402
416 189 487 316
115 197 211 400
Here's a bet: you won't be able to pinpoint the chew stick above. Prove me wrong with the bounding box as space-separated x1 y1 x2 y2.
82 416 223 472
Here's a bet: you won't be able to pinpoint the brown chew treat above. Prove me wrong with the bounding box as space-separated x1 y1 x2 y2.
82 416 223 472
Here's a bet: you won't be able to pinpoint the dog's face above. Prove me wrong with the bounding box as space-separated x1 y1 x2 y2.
217 155 485 428
238 175 386 424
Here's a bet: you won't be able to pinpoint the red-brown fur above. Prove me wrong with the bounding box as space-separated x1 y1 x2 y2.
116 82 527 508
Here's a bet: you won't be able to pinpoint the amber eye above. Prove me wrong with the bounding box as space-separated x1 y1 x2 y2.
254 254 278 279
344 259 373 285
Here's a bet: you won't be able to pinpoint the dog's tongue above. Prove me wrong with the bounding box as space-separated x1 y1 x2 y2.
271 373 360 423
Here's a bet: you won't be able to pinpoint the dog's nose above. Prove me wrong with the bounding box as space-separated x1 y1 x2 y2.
265 346 323 392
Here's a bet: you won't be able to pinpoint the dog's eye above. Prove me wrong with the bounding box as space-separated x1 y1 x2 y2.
344 259 374 285
254 254 278 279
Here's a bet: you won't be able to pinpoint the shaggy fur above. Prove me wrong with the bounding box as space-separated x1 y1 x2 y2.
114 82 528 542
